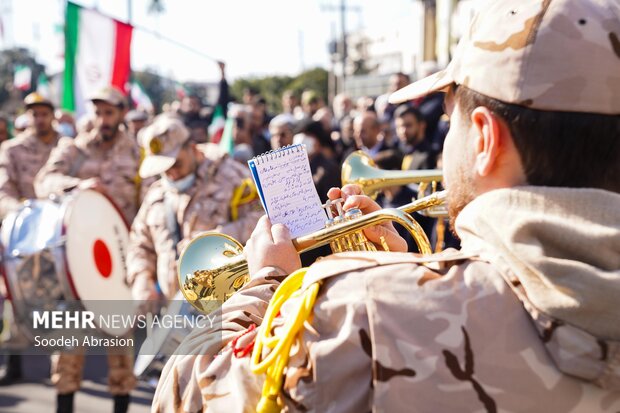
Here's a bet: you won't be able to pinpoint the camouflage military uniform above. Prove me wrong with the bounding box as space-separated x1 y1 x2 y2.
127 143 262 300
0 129 60 219
34 127 140 224
152 187 620 412
35 127 140 396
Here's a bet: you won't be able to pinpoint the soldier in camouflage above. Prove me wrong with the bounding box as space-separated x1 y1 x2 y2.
35 86 139 413
35 86 140 224
0 93 61 385
153 0 620 411
127 115 262 302
0 93 62 219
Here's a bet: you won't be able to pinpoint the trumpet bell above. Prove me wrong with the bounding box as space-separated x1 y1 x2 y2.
341 151 443 199
178 232 248 314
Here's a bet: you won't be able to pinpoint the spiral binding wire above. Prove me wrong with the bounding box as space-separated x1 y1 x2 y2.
253 144 304 165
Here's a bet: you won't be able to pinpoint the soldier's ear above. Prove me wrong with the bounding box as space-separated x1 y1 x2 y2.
470 107 501 178
470 108 525 187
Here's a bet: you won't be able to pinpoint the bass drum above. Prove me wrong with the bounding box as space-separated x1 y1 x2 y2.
1 190 135 341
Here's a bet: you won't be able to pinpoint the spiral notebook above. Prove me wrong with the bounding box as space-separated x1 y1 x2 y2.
248 144 326 238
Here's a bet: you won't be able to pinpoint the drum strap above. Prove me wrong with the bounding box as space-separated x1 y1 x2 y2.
163 194 182 257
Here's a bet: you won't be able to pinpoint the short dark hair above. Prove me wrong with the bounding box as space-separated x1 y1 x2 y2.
187 94 202 104
244 87 259 96
455 86 620 193
394 72 410 81
373 149 404 171
394 104 425 123
295 119 334 150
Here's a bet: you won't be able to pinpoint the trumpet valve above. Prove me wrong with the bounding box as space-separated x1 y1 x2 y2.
182 274 199 301
344 208 362 220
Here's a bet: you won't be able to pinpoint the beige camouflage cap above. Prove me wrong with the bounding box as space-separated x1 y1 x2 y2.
24 92 54 110
139 115 190 178
390 0 620 115
90 86 127 107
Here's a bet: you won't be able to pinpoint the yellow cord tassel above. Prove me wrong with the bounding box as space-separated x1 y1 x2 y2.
251 268 320 413
230 178 258 221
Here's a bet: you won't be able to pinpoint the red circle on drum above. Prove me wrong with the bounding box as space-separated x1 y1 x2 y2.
93 239 113 278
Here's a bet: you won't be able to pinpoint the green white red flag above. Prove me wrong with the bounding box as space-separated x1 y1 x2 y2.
208 105 226 143
130 81 154 112
14 65 32 91
37 72 52 99
62 2 133 115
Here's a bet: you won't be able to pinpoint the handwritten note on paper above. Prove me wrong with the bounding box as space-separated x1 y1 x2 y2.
249 145 326 238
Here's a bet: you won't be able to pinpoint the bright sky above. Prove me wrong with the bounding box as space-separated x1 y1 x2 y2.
6 0 416 82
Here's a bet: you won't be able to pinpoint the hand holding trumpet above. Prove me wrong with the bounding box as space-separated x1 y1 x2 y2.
244 184 409 279
245 216 301 277
326 184 409 253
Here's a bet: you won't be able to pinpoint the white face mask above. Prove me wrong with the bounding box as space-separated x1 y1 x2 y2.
57 122 76 138
162 172 196 193
293 133 316 156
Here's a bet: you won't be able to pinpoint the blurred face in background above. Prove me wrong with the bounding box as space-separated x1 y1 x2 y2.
356 96 375 113
389 73 410 93
232 113 252 146
302 92 321 117
396 113 426 146
333 93 352 119
28 105 55 137
282 92 298 113
269 124 293 149
312 107 333 134
181 96 201 115
128 119 147 137
339 117 354 145
251 103 266 133
93 101 124 141
353 112 381 149
164 142 198 181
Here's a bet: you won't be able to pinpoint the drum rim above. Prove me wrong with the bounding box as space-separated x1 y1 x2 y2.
59 193 80 301
59 189 130 301
1 198 65 342
2 191 134 340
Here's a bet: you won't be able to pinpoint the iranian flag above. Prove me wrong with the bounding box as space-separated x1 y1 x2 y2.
130 81 154 112
62 2 132 115
14 65 32 91
37 72 51 99
175 82 189 100
208 105 226 143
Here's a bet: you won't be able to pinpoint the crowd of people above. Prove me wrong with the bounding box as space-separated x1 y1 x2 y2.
1 0 619 412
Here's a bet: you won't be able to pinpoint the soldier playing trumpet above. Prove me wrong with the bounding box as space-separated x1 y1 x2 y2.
153 0 620 411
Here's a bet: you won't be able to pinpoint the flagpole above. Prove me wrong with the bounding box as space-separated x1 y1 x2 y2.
127 0 132 24
66 1 220 63
131 23 219 63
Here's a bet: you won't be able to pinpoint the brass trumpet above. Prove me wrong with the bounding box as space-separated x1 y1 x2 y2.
342 151 447 218
178 196 445 314
177 151 447 314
